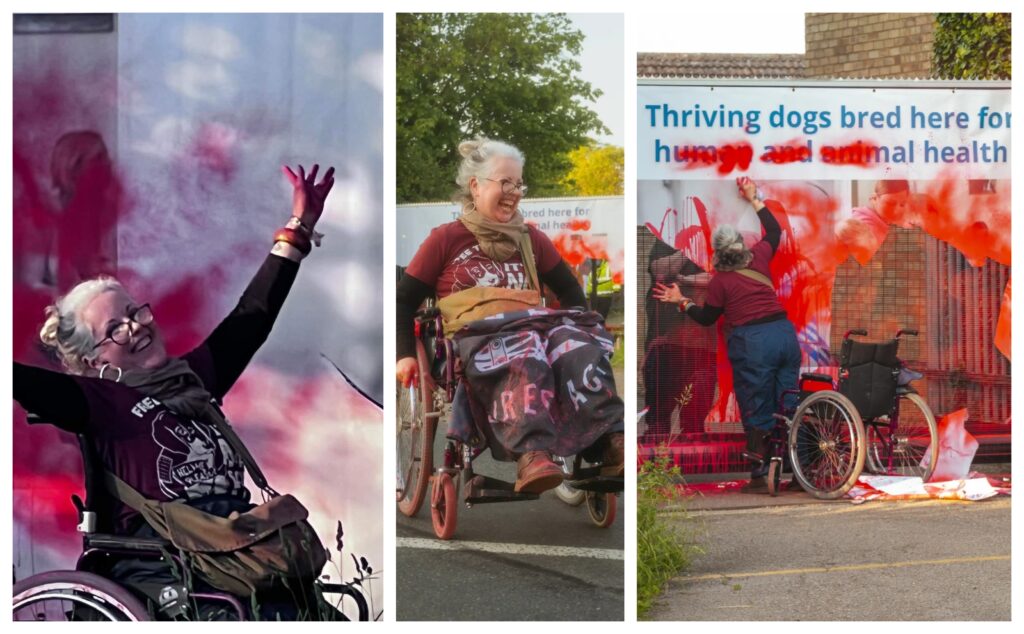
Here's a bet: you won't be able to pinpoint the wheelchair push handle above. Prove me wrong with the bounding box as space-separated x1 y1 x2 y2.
844 328 868 339
896 328 918 338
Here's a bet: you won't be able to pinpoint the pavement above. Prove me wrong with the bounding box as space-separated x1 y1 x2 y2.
647 471 1011 621
397 452 624 620
396 360 626 621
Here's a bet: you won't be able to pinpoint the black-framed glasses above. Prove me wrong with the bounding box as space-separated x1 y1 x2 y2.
93 304 154 349
484 178 528 195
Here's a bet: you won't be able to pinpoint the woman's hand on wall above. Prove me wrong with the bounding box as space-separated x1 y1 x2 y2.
652 282 685 305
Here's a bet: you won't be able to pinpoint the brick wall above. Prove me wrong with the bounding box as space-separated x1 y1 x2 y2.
805 13 936 78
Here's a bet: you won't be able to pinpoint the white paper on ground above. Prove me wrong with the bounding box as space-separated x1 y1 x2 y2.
858 475 928 496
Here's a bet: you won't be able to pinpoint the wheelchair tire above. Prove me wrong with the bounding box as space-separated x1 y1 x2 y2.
13 570 151 621
431 471 458 540
397 345 437 518
555 482 586 507
767 459 781 497
866 393 938 482
788 390 866 500
586 491 616 528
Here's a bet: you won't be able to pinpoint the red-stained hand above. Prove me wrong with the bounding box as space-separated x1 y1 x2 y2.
736 176 759 202
282 163 335 228
652 282 684 304
396 357 419 389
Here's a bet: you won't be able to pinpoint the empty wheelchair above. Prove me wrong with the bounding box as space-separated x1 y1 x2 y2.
396 304 622 540
759 370 866 499
838 329 938 481
13 430 369 621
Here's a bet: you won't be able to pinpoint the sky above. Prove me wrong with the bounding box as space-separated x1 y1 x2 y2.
634 12 806 54
568 12 625 147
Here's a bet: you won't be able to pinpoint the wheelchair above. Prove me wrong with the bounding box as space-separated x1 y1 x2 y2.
760 328 937 498
13 427 370 621
839 328 938 482
396 304 623 540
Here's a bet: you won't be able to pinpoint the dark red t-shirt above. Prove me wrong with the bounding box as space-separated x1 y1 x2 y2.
70 346 246 532
405 220 562 298
705 240 785 327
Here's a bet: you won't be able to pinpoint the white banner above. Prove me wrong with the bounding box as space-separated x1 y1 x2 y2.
397 197 625 273
638 82 1010 181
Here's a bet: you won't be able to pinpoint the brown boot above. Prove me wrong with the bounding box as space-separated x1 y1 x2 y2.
600 432 625 477
515 451 564 493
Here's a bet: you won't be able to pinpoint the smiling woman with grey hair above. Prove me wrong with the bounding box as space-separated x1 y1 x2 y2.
395 137 624 495
13 163 341 619
653 177 801 492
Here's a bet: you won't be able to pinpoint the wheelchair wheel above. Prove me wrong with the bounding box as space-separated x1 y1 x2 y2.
397 347 437 518
13 571 151 621
788 391 866 500
767 459 782 497
555 482 586 507
318 582 370 621
866 393 938 482
554 456 586 506
431 471 458 540
585 491 616 528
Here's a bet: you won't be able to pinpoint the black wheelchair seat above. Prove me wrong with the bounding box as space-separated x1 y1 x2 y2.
838 338 900 420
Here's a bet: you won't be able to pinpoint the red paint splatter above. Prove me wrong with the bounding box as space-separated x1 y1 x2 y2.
820 140 882 167
759 138 812 165
994 279 1010 361
185 122 240 182
672 142 753 175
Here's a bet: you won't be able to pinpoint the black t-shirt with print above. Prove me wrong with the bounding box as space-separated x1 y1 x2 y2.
13 253 298 533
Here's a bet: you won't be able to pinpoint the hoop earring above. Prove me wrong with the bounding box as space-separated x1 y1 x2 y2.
99 363 123 383
466 201 477 212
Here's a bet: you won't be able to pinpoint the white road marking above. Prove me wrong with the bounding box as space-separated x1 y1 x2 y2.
397 537 624 560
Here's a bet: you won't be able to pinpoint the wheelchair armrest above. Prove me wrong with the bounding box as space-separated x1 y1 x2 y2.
800 372 834 384
84 533 173 553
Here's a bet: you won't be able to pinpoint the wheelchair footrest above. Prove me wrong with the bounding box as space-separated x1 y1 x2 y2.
464 474 539 504
566 474 624 494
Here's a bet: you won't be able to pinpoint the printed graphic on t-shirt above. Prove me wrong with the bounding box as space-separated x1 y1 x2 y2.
151 412 244 499
450 245 528 292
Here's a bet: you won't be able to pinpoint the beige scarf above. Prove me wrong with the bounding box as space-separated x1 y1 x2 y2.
459 206 539 290
437 206 543 333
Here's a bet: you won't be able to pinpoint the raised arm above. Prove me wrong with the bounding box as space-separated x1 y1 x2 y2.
14 362 89 433
186 163 334 398
737 177 781 254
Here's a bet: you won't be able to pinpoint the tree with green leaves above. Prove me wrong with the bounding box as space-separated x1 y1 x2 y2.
397 13 609 203
561 144 624 196
934 13 1011 80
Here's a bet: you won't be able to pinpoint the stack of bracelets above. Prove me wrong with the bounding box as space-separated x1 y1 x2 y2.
273 217 321 256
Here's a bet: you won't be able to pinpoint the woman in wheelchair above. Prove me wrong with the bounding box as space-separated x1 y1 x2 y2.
653 177 801 492
396 137 624 494
13 164 338 619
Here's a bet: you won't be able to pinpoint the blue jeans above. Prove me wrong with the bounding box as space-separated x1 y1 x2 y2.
727 318 801 433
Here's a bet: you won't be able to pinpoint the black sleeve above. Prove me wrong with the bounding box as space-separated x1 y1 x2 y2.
14 362 89 433
193 253 300 398
684 302 724 326
540 260 587 309
757 205 781 255
396 272 434 361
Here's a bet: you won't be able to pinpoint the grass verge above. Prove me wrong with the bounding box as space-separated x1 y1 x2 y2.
637 448 702 618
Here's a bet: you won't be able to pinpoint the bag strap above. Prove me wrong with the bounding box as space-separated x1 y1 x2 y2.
735 268 774 290
205 401 278 496
102 470 152 512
